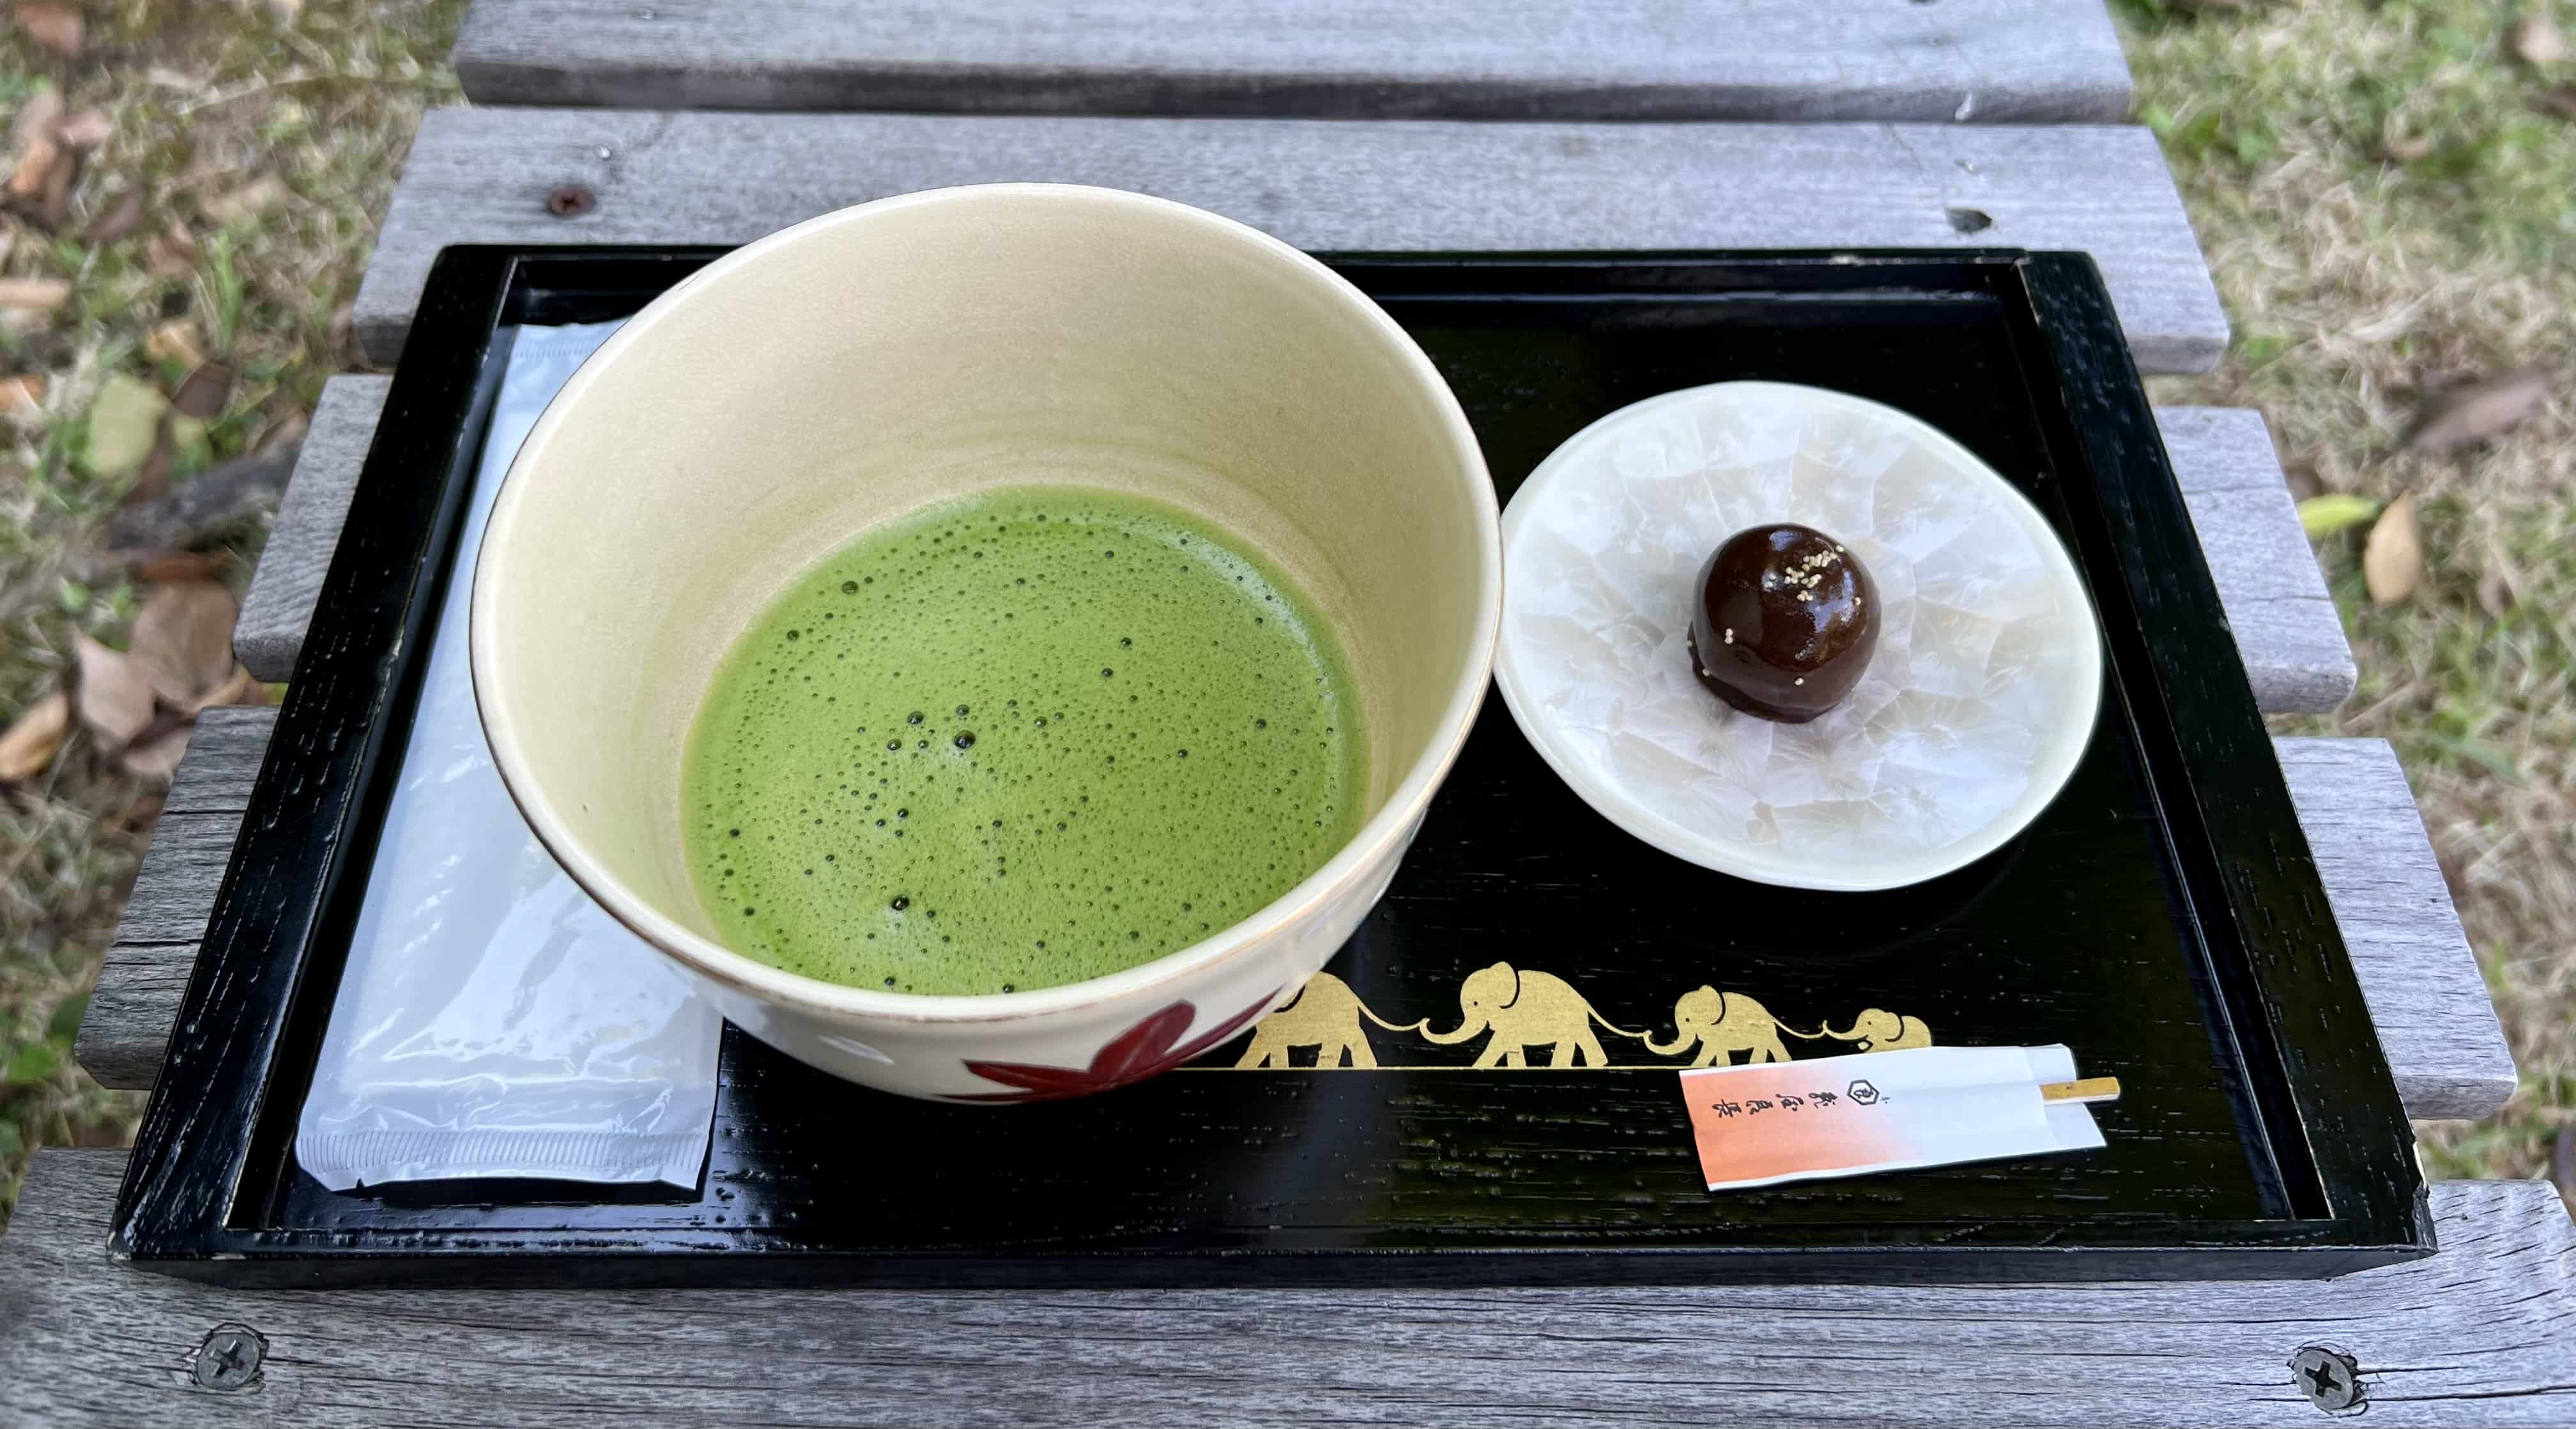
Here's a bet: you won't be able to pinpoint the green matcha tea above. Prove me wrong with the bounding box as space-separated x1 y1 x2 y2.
682 489 1366 995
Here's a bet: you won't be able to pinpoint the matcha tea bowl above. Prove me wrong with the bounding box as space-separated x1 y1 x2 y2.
470 185 1500 1103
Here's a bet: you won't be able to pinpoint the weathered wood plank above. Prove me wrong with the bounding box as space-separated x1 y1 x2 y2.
450 0 2133 124
2160 407 2356 714
73 709 2508 1123
3 1149 2570 1428
353 109 2228 372
72 707 273 1092
235 377 389 683
2276 738 2517 1120
2158 407 2354 714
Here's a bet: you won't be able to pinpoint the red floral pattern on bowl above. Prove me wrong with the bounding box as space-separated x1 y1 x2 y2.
953 993 1280 1102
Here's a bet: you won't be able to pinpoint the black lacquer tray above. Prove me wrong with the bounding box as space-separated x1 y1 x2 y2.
112 247 2429 1287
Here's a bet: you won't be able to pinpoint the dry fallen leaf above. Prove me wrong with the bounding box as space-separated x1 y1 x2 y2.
83 183 142 241
0 276 68 310
199 173 288 227
133 548 233 583
0 372 43 413
2363 493 2423 607
142 316 203 367
4 140 56 205
79 371 165 477
2511 10 2568 64
73 634 154 749
2476 567 2517 617
2536 83 2576 119
167 409 206 464
50 107 108 150
144 225 197 277
190 662 265 714
12 2 83 58
0 687 68 781
2405 366 2554 454
0 98 95 231
119 721 188 781
5 87 63 199
170 359 229 420
2297 493 2381 539
31 126 75 227
127 580 237 707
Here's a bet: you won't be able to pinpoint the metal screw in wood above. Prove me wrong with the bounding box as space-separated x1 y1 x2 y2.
190 1324 264 1393
2290 1345 2363 1414
546 185 597 218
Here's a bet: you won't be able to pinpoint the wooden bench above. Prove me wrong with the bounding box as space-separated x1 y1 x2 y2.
4 3 2561 1423
5 1150 2570 1426
447 0 2136 121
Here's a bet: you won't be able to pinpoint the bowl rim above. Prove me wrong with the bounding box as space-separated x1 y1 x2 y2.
1492 379 2105 892
468 183 1501 1026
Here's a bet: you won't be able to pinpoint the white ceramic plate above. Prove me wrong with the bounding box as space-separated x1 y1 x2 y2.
1494 381 2103 891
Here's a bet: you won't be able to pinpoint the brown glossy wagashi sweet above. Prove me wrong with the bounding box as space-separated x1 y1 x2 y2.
1685 523 1880 723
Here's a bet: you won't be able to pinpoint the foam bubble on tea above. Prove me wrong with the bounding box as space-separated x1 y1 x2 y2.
682 489 1365 997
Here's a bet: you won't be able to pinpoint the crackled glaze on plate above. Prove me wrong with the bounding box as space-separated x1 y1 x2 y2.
1496 382 2101 890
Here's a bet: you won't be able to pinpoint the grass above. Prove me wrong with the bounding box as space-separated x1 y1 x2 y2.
2120 0 2575 1189
0 0 2566 1236
0 0 465 1230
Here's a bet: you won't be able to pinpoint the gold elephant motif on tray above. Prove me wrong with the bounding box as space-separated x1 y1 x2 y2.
1212 968 1932 1071
1821 1007 1933 1053
1643 986 1836 1067
1233 972 1425 1068
1421 961 1652 1068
